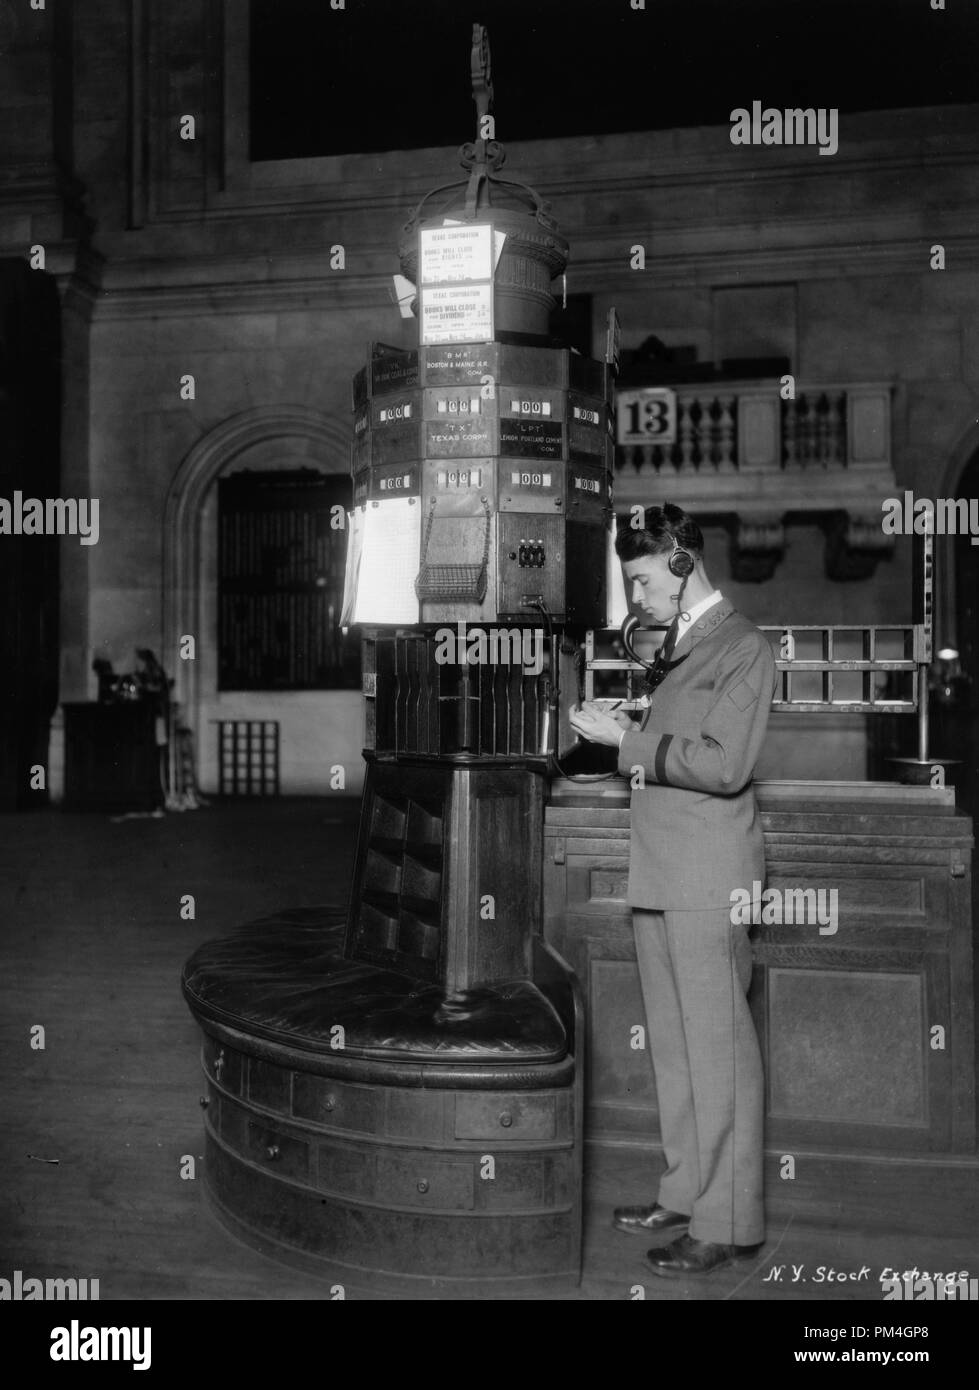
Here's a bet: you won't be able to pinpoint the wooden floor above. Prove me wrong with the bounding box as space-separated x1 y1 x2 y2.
1 799 976 1302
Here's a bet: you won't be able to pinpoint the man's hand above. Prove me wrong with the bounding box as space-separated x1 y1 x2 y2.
569 701 633 747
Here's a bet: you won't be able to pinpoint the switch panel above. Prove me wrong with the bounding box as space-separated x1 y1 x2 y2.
518 539 546 568
497 513 565 618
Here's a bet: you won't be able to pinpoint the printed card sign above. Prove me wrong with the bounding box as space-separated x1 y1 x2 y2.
419 224 493 284
420 283 494 345
418 223 495 345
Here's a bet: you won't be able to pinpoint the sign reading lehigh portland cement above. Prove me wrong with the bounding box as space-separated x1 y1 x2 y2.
419 223 494 346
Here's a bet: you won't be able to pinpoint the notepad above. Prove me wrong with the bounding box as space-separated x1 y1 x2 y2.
348 496 421 625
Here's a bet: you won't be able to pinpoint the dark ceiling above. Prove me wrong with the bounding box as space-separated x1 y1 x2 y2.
250 0 979 160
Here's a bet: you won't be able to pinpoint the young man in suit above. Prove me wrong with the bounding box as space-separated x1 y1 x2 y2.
569 503 777 1277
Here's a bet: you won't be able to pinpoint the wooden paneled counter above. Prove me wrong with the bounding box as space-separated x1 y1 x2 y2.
543 781 976 1185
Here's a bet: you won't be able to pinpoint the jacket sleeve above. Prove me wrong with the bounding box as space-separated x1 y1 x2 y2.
617 631 775 794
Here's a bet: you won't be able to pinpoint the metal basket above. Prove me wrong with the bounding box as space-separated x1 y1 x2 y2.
415 563 488 603
414 494 492 605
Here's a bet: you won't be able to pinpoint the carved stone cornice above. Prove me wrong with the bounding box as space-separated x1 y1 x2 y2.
729 517 786 582
823 511 897 581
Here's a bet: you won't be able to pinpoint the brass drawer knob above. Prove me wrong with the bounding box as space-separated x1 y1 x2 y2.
266 1144 280 1160
499 1112 514 1128
417 1180 429 1194
199 1096 209 1109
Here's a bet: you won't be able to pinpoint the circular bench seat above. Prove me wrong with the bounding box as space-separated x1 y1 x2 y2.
182 909 581 1291
182 909 569 1068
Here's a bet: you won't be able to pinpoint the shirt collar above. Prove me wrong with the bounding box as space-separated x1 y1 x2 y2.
674 590 724 648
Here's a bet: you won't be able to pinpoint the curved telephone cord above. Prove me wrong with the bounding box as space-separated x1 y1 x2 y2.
532 599 622 783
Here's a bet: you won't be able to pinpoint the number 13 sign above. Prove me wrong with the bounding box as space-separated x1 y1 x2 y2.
616 387 677 446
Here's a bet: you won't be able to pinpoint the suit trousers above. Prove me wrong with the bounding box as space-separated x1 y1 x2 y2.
632 906 765 1245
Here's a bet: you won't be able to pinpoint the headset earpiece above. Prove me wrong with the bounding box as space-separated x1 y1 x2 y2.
668 536 695 578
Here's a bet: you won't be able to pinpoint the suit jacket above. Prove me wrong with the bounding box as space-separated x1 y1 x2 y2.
616 599 777 910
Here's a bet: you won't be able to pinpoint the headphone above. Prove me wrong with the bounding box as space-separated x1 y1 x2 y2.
619 520 696 699
668 534 696 578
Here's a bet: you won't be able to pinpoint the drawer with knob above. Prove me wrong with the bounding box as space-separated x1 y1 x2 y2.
453 1091 568 1142
244 1120 310 1181
292 1074 381 1134
375 1152 475 1211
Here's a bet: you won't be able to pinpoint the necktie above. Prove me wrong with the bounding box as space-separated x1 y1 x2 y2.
640 618 688 728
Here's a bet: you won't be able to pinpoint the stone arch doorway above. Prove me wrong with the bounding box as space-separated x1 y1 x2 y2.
162 404 359 794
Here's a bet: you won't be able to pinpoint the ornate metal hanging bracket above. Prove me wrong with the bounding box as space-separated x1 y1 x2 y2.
460 23 506 216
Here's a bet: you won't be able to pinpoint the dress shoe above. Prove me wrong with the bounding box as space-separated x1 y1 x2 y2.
612 1203 690 1236
645 1233 763 1277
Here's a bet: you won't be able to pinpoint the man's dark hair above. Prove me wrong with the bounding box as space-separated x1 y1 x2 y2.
615 502 704 562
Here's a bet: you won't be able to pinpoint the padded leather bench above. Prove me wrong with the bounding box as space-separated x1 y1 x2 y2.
182 909 569 1068
182 908 583 1291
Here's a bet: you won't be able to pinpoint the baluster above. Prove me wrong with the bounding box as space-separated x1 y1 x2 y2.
707 397 720 470
703 397 717 472
677 395 696 472
704 397 716 470
812 394 823 469
812 391 823 467
717 393 736 470
689 400 703 469
832 391 846 466
797 393 813 467
782 397 796 469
